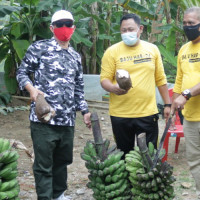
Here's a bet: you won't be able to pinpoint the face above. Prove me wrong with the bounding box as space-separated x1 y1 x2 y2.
183 12 200 27
120 18 143 37
50 19 74 33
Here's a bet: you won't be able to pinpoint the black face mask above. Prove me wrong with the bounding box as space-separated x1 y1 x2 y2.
183 23 200 41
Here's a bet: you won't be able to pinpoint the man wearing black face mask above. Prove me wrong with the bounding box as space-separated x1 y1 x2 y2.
16 10 91 200
171 6 200 199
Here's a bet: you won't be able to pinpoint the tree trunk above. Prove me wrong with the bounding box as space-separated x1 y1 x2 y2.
104 3 112 50
164 0 172 24
90 2 98 74
148 1 163 43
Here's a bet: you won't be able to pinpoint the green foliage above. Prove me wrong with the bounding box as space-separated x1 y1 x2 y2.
172 0 200 10
122 0 155 20
0 92 11 106
11 40 30 60
0 6 22 18
4 55 18 95
0 91 13 115
0 0 198 93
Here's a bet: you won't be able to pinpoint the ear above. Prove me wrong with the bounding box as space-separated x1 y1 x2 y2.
139 25 144 34
49 25 54 33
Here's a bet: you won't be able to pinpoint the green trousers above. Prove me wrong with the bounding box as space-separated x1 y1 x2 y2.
30 122 74 200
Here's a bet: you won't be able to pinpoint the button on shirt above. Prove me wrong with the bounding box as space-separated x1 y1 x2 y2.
16 38 88 126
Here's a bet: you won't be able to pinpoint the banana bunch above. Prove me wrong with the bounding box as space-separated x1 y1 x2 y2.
125 143 176 200
0 138 20 200
81 139 131 200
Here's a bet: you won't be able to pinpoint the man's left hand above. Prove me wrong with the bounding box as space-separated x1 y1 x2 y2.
83 112 92 129
164 106 171 121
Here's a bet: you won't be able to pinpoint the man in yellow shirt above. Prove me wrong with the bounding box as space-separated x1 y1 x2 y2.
171 7 200 199
100 13 171 155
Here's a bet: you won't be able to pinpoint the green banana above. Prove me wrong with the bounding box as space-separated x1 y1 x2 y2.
95 176 103 184
2 161 17 171
85 159 98 170
0 191 8 199
3 170 18 180
103 139 110 151
80 153 92 162
4 185 20 199
105 174 112 183
125 157 143 168
0 179 18 192
105 179 125 193
86 141 97 157
0 150 10 163
2 151 19 164
104 151 124 168
113 164 126 176
103 160 124 176
0 167 12 179
128 150 142 161
148 142 155 158
0 139 5 154
125 165 140 173
1 139 11 153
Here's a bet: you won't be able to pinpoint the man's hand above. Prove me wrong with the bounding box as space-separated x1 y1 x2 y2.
83 112 92 129
30 88 44 102
25 83 44 102
164 106 171 121
101 79 128 95
171 95 187 114
111 84 128 95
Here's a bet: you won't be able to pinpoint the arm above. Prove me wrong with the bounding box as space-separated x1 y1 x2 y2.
154 46 170 119
74 56 91 129
171 83 200 113
171 50 186 113
190 82 200 96
157 84 171 119
100 47 127 95
16 43 43 102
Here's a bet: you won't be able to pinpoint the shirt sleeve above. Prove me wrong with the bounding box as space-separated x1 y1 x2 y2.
100 47 116 82
74 57 89 112
173 52 183 94
154 45 167 87
16 43 40 90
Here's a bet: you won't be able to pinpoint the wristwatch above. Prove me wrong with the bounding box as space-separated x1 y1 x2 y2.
181 89 191 100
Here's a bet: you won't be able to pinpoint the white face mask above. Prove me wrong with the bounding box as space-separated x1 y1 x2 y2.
121 31 139 46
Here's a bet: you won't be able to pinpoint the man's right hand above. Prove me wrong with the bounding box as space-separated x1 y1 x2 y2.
25 83 44 102
111 84 128 95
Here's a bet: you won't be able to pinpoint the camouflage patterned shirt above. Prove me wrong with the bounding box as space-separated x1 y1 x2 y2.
16 38 89 126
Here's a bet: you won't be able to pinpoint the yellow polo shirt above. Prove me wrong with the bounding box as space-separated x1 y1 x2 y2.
173 41 200 121
100 40 167 117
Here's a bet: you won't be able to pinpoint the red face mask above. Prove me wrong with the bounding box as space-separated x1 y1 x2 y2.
53 27 75 41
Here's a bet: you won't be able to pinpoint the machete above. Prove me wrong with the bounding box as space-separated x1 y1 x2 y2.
152 112 175 168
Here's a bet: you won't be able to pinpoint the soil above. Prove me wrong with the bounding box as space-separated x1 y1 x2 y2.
0 98 197 200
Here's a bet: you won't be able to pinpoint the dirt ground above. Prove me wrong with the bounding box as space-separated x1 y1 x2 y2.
0 98 198 200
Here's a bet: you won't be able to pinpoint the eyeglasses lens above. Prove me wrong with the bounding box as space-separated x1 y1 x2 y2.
55 21 73 28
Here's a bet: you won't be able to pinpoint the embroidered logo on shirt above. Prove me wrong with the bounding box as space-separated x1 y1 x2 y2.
120 54 152 64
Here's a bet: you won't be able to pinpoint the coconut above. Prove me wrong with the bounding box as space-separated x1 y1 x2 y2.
35 94 55 123
116 69 132 91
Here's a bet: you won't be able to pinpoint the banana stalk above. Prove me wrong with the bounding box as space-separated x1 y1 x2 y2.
91 112 107 161
137 133 153 170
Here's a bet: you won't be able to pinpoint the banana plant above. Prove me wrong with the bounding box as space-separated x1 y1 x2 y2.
172 0 200 10
0 0 50 94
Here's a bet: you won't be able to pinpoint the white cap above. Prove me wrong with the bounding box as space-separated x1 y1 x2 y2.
51 10 74 23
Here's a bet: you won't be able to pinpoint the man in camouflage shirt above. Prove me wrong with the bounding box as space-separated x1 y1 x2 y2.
16 10 91 200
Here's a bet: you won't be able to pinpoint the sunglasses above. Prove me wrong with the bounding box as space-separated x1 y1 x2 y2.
53 21 73 28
